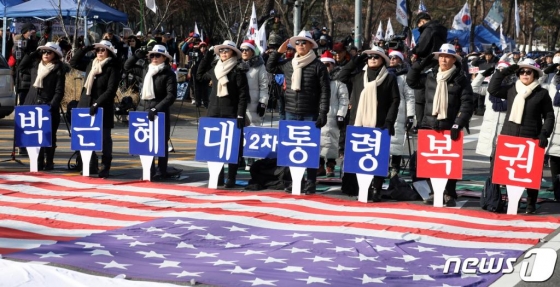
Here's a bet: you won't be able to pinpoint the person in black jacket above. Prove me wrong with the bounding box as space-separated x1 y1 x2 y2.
411 13 447 63
20 42 66 171
337 46 401 201
407 43 474 207
266 30 331 195
125 45 178 180
488 59 554 214
196 40 249 188
70 40 121 178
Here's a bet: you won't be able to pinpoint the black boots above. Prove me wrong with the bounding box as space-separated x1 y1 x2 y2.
526 190 538 214
98 155 112 178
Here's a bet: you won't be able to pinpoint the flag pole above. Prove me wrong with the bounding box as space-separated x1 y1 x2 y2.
139 0 144 35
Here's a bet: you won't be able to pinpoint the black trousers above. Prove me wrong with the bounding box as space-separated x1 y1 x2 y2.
38 110 60 166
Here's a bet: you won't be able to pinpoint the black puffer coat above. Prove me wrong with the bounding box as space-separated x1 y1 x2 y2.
124 55 177 113
20 54 66 108
407 62 473 130
70 48 121 129
488 70 554 138
15 37 39 91
196 51 249 118
412 20 448 60
266 51 330 116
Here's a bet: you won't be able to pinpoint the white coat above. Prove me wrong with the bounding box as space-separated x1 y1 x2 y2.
390 73 415 156
320 77 349 159
474 73 507 157
546 75 560 157
244 56 269 126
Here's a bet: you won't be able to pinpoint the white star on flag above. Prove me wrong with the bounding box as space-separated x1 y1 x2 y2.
85 249 113 257
223 225 249 232
241 234 269 240
263 241 289 247
151 260 181 268
461 273 481 278
477 251 504 256
349 253 379 262
221 242 241 248
408 245 437 252
375 265 407 272
372 245 395 252
110 234 137 240
326 246 354 252
283 247 311 253
207 259 238 266
276 266 307 273
158 232 181 239
96 260 131 269
75 242 104 249
441 284 462 287
136 250 168 259
328 265 359 271
304 256 334 262
176 241 196 249
141 226 164 232
181 225 207 231
223 266 256 274
393 254 420 262
128 241 154 247
169 270 203 278
296 276 330 284
257 257 288 264
304 238 332 244
198 233 224 240
355 274 385 284
403 274 435 281
346 237 368 243
241 278 278 286
428 264 445 270
34 251 67 258
286 233 311 238
168 219 192 225
189 252 219 258
236 250 266 256
435 254 462 260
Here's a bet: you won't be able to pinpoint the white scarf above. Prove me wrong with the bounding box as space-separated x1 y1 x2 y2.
432 65 456 120
33 61 55 89
291 51 317 91
84 57 112 96
214 57 238 97
509 79 540 124
141 63 166 100
354 66 389 127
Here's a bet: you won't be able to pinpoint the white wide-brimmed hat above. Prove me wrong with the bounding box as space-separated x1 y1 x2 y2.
148 44 173 61
37 42 63 58
517 58 544 77
433 43 462 61
93 40 117 57
214 40 242 58
362 46 390 66
288 30 318 49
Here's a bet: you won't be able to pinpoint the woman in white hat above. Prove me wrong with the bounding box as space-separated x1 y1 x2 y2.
124 45 178 180
20 42 66 171
196 40 249 188
70 39 121 178
488 59 554 214
337 46 400 202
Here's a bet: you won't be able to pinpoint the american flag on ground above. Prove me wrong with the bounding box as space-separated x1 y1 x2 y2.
1 173 559 286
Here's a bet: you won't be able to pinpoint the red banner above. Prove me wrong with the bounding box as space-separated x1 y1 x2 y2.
417 130 464 179
492 135 545 190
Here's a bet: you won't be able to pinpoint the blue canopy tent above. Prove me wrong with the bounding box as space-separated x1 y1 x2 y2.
412 25 515 53
5 0 127 23
1 0 24 58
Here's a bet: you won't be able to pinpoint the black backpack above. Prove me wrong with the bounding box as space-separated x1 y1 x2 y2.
115 96 135 115
480 177 505 212
388 174 421 201
65 100 79 126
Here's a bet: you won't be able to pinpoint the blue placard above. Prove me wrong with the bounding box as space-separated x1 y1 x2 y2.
195 117 241 164
70 108 103 151
243 127 278 159
14 105 52 147
343 126 391 176
128 111 166 157
277 120 320 168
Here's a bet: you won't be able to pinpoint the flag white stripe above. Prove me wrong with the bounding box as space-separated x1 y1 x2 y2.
0 186 550 241
0 220 100 237
0 238 56 249
1 175 557 229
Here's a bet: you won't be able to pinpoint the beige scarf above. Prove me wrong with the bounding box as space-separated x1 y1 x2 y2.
291 50 317 91
214 57 238 97
354 66 389 127
141 63 165 100
509 79 540 124
84 57 112 95
432 65 456 120
33 62 55 89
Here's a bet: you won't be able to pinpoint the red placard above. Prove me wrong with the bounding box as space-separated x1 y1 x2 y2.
417 130 464 179
492 135 545 190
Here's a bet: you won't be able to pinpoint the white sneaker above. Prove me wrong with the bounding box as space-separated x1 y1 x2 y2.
245 165 251 171
191 100 196 105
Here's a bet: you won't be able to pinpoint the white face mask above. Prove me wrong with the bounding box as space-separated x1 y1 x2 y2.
553 56 560 64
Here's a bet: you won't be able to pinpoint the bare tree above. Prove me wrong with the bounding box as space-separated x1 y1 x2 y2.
50 0 90 47
214 0 252 44
324 0 334 37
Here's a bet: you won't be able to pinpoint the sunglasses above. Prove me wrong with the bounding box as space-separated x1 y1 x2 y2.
389 56 400 60
240 48 252 53
218 48 231 54
367 54 381 60
149 53 162 59
41 50 53 55
518 69 533 75
95 48 106 53
295 40 308 46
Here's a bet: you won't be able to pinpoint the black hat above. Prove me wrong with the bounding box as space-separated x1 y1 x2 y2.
416 12 431 25
107 28 114 34
484 47 493 55
20 23 36 34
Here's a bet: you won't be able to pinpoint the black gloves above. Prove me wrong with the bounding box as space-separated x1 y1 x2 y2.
89 103 98 116
418 54 435 70
337 116 345 130
544 64 560 75
237 116 245 129
84 45 95 52
538 131 549 148
405 116 414 132
357 53 368 63
450 124 461 141
148 108 157 121
49 101 59 112
256 103 266 117
315 113 327 128
481 66 495 77
383 121 395 136
135 49 149 59
501 64 519 76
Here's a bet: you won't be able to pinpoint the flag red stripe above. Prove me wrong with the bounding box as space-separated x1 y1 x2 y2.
0 226 76 242
0 247 23 254
0 212 119 231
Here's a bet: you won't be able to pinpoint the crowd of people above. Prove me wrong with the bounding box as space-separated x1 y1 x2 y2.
7 11 560 215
